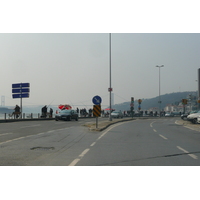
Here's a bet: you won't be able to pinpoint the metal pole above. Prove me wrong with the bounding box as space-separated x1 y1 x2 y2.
20 83 22 119
156 65 164 117
96 117 98 128
109 33 112 121
198 69 200 110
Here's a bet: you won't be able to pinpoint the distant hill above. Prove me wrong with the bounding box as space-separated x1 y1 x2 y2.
112 91 197 111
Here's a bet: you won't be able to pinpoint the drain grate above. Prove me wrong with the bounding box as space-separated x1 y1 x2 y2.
30 147 55 151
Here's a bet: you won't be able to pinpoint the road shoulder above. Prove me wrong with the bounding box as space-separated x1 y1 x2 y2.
176 119 200 132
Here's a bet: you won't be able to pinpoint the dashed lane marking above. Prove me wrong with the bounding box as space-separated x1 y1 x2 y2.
68 121 130 166
90 142 96 147
20 124 41 128
79 148 90 158
69 159 80 166
177 146 198 160
159 134 168 140
69 148 90 166
150 121 156 128
0 133 13 136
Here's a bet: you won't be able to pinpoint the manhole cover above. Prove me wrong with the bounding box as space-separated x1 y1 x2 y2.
30 147 55 151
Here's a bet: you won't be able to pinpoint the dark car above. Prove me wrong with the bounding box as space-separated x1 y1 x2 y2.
55 109 78 121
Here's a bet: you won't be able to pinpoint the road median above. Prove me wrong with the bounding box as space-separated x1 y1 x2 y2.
84 117 136 131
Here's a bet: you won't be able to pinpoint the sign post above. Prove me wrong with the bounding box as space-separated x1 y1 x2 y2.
92 95 102 128
12 83 30 118
138 99 142 116
182 99 188 114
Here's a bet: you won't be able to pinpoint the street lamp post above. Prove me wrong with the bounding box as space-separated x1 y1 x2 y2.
156 65 164 116
109 33 112 121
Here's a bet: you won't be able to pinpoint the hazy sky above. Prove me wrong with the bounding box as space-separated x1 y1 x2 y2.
0 33 200 108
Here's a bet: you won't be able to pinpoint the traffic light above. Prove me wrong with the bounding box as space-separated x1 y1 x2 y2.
182 99 188 105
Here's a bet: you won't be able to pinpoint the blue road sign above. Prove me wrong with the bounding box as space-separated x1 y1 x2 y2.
12 83 21 88
92 95 102 105
12 83 30 88
12 83 30 99
21 83 30 88
12 93 29 99
12 88 30 93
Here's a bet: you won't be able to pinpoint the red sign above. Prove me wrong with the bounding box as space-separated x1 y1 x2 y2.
108 88 113 92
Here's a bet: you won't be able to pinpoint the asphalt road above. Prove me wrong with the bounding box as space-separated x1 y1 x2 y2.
0 117 200 166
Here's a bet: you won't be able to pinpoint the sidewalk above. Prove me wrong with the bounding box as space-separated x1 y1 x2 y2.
84 117 136 131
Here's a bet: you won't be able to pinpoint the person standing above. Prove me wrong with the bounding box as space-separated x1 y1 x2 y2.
14 105 20 118
50 108 53 118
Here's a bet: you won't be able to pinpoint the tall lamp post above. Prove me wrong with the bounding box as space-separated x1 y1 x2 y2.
156 65 164 116
109 33 112 121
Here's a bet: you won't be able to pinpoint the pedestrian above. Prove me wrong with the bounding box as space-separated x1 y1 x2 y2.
14 105 20 118
77 107 79 116
44 105 47 117
41 105 47 118
50 108 53 118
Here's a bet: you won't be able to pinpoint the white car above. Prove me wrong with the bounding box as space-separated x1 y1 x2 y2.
111 111 123 118
187 111 200 124
165 112 174 117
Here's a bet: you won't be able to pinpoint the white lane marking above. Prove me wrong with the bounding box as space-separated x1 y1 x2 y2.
0 128 70 145
153 129 157 132
0 133 13 136
79 148 90 158
0 136 29 144
20 124 41 128
177 146 198 160
47 130 55 133
69 148 90 166
90 142 96 147
69 159 80 166
69 121 131 166
97 122 125 141
150 121 156 128
159 134 168 140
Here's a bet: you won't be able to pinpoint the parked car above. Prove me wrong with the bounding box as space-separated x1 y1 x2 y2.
187 110 200 124
55 109 78 121
181 111 197 120
111 111 123 118
165 112 174 117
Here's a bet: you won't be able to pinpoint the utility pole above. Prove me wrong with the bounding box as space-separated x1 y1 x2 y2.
156 65 164 116
109 33 112 121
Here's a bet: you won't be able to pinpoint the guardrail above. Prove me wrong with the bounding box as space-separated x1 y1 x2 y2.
0 113 180 123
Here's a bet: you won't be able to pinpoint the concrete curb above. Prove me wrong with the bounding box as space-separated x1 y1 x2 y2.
88 118 136 131
176 119 200 132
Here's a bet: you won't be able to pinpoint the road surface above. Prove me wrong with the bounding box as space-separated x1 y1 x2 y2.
0 117 200 166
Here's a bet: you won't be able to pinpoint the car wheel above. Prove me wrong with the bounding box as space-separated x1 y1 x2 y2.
75 117 78 121
55 118 58 121
192 118 197 124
